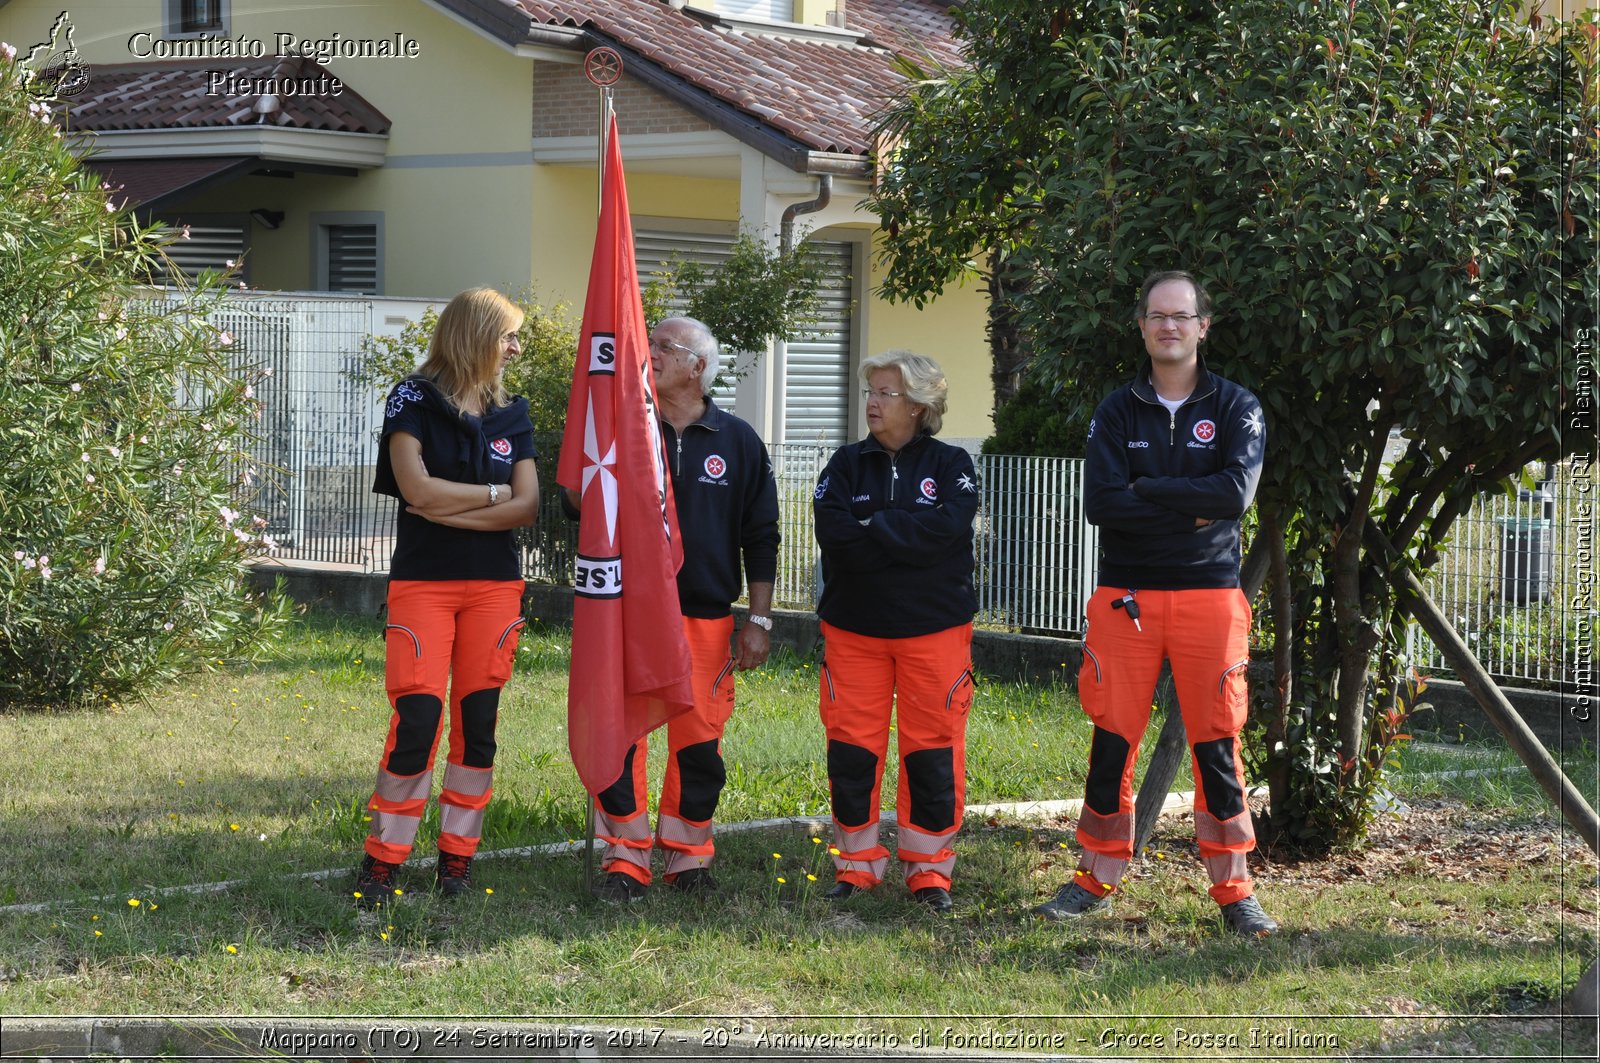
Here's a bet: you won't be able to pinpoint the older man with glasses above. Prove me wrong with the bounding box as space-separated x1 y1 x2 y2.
1034 270 1276 937
568 316 781 903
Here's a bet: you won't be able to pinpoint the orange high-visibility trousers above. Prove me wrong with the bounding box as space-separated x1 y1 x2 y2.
594 614 737 884
1073 585 1256 905
365 579 525 864
818 621 974 892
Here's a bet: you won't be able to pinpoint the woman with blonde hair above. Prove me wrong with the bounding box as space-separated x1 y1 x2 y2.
353 287 540 905
811 350 979 913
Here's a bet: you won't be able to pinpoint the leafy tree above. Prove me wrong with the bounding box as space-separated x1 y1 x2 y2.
652 228 826 369
0 48 288 707
871 0 1596 847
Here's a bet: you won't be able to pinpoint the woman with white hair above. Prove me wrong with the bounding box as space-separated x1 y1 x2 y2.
811 350 979 913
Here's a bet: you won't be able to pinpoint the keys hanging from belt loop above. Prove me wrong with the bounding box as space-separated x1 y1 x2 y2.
1111 590 1142 632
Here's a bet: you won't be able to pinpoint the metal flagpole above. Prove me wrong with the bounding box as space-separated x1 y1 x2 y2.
581 48 621 899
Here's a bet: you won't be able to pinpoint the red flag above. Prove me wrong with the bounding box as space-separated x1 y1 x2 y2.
557 115 694 796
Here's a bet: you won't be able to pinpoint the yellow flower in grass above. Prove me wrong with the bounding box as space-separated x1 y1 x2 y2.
127 898 141 908
776 877 787 884
484 888 494 896
229 823 240 832
94 930 102 937
226 944 238 954
771 852 781 860
806 874 818 882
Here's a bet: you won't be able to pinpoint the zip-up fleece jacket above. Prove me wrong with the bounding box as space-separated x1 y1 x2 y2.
1083 357 1265 590
660 397 781 619
813 431 979 639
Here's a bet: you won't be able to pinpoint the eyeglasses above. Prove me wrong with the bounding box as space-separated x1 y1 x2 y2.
1142 312 1202 327
649 337 699 359
862 389 907 401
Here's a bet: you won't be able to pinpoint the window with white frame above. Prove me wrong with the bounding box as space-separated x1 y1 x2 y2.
634 225 856 448
716 1 794 22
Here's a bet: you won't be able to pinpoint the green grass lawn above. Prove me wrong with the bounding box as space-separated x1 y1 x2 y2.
0 614 1594 1060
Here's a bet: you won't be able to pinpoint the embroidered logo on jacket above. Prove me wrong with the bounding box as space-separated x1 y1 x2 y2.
919 478 938 501
490 438 512 457
385 380 424 420
814 475 830 501
1192 419 1217 443
704 454 726 478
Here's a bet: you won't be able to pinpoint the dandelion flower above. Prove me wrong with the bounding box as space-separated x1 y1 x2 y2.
94 930 103 937
352 891 364 900
484 888 494 895
226 944 238 954
776 877 787 884
380 932 390 941
829 847 841 856
811 837 822 845
229 823 240 831
127 898 141 908
771 852 781 860
806 874 817 882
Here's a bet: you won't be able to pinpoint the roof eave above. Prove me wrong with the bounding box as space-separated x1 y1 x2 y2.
68 127 390 169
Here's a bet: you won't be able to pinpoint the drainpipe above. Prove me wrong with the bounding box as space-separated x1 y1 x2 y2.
773 174 832 443
780 174 831 254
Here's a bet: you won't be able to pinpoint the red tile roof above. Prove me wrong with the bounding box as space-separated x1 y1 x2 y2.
64 56 391 134
514 0 961 157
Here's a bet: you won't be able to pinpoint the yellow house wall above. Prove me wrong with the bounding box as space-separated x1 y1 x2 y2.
0 0 539 298
529 166 741 309
860 228 994 442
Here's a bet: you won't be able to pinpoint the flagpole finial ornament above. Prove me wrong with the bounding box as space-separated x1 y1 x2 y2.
584 47 623 87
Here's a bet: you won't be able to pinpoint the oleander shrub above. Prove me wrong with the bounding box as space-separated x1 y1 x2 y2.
0 45 289 708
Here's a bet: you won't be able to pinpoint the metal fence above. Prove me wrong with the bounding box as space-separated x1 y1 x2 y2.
208 293 1589 688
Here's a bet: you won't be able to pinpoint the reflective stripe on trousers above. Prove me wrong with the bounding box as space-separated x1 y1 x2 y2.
1073 586 1257 904
364 578 523 864
595 614 737 883
818 620 974 891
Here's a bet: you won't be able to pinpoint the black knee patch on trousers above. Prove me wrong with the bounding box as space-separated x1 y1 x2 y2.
827 739 880 828
1194 736 1246 821
675 739 726 822
457 688 500 769
597 744 640 817
903 746 957 832
384 693 442 776
1085 727 1132 816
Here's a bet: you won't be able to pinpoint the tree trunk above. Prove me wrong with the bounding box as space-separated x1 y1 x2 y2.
1262 508 1293 826
985 250 1033 415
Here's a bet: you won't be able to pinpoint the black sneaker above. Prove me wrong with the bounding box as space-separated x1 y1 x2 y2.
913 886 953 913
824 881 861 901
1033 880 1112 920
1219 895 1278 938
671 868 719 895
593 870 648 904
435 851 473 899
354 854 401 910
